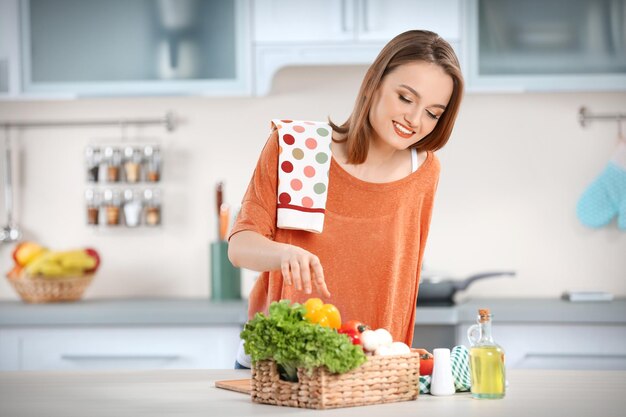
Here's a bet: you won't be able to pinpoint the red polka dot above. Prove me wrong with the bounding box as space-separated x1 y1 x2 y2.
283 134 295 145
293 125 305 133
291 179 303 191
281 119 292 123
304 121 316 125
279 193 291 204
302 197 314 208
304 166 316 178
305 138 317 149
281 161 293 173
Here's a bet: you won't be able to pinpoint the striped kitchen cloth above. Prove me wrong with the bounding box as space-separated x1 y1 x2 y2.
419 345 472 394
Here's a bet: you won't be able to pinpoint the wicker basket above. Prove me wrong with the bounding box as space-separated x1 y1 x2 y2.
251 350 420 409
6 272 94 303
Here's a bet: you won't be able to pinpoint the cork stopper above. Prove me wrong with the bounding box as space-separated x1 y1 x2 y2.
478 308 491 323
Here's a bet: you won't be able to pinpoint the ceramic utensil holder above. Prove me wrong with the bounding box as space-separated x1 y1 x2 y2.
210 241 241 300
430 348 456 396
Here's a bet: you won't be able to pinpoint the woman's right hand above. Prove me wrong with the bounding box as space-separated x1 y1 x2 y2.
280 245 331 298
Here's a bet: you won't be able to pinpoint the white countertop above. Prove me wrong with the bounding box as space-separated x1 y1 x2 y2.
1 369 624 417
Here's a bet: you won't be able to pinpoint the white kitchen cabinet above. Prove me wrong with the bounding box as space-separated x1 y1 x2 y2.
252 0 461 95
0 0 251 98
456 323 626 370
253 0 354 43
464 0 626 92
0 326 242 371
254 0 460 43
0 0 21 96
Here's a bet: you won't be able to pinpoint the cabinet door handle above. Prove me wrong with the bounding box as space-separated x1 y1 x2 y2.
61 354 182 361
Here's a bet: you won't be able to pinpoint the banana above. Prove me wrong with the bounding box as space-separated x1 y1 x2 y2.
58 251 96 270
25 249 96 278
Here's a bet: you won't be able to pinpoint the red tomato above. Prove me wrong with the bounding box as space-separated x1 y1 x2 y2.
340 320 369 335
338 328 362 345
419 355 434 375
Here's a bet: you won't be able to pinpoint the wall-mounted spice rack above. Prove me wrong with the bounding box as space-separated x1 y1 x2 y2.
0 111 176 236
85 142 162 228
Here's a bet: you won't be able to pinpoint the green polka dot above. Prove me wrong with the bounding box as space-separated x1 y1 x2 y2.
315 152 329 163
292 148 304 160
316 128 329 137
314 183 326 194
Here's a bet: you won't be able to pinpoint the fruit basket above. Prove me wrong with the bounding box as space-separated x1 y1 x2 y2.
6 242 101 304
251 349 420 410
6 270 95 303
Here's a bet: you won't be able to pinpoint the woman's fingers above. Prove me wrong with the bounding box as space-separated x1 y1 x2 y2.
289 258 302 291
281 262 292 286
310 257 331 298
280 246 329 297
300 260 313 294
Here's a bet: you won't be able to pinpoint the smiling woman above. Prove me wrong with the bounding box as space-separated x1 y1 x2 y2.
228 30 464 370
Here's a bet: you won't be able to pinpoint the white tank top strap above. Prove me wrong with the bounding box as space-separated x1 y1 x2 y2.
411 147 419 173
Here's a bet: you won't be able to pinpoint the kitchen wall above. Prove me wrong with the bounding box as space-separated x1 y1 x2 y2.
0 65 625 301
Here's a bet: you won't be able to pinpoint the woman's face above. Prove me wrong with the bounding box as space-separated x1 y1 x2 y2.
368 61 453 151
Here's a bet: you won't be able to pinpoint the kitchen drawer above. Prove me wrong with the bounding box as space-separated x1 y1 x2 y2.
0 326 241 371
456 323 626 370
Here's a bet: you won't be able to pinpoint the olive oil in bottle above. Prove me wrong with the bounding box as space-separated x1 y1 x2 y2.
467 309 505 399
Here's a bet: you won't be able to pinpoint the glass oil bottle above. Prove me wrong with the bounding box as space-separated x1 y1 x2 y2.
467 308 505 399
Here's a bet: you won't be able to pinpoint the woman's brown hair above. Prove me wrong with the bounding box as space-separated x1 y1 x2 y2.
329 30 464 164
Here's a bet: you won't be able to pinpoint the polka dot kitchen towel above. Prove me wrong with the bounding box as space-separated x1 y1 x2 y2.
272 119 332 233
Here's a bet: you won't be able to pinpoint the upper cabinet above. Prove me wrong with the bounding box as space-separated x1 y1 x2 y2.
465 0 626 92
2 0 624 98
0 0 251 98
252 0 462 95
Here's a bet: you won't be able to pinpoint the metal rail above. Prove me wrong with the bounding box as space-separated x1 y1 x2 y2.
578 106 626 128
0 111 177 132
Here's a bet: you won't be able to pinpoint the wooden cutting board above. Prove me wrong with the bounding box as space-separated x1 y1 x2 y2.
215 379 252 395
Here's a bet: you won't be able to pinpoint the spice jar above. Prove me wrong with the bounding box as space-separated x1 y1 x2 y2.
85 146 102 182
123 147 142 183
123 189 143 227
104 147 122 182
144 189 161 226
144 146 161 182
85 188 100 226
103 189 121 226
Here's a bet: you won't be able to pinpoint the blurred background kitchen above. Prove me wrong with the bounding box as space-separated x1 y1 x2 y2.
0 0 624 371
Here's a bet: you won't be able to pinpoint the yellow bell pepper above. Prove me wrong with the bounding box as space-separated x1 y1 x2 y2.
304 298 342 329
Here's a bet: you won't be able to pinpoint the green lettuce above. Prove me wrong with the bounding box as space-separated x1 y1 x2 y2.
240 300 366 381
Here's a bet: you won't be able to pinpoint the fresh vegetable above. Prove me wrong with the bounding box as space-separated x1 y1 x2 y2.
374 341 410 356
360 328 393 353
340 320 369 335
414 349 434 375
338 328 362 345
303 298 342 329
240 300 366 382
360 330 380 352
374 328 393 346
420 355 434 375
390 342 411 354
338 320 370 345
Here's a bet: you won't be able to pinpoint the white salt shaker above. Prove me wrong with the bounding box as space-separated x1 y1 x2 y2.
430 348 456 396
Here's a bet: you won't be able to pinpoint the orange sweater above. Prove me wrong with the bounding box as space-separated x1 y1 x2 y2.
229 131 440 346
